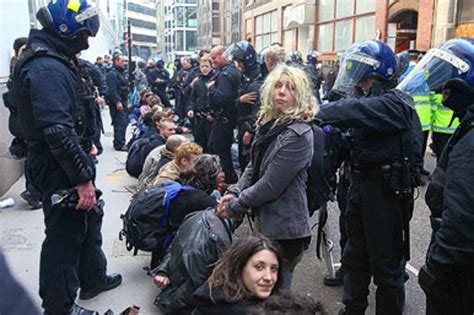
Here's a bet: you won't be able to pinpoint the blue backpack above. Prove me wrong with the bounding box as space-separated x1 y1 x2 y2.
119 182 193 255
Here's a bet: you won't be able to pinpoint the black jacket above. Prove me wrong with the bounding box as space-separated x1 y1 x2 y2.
192 283 260 315
209 61 241 123
190 71 214 114
427 104 474 271
236 65 263 133
106 65 128 105
318 89 416 165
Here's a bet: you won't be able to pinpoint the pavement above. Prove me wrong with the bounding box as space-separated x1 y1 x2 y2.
0 110 435 314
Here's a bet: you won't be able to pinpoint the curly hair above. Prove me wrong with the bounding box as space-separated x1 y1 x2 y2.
208 233 284 302
180 154 222 193
259 64 318 127
174 142 203 163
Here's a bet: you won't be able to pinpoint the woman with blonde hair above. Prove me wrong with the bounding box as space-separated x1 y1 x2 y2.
218 64 317 288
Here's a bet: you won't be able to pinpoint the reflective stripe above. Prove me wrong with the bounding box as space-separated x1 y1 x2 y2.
430 92 460 134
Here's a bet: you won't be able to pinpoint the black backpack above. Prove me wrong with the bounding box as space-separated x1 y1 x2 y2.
126 135 163 178
306 121 349 217
119 181 192 255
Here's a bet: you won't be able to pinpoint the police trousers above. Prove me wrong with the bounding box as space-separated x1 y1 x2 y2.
342 174 406 315
109 105 128 149
193 116 212 153
39 197 107 314
208 120 238 183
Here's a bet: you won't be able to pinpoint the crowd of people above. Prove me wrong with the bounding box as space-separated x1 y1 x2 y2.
2 0 474 315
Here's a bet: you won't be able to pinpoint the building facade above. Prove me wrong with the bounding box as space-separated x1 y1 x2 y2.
163 0 197 61
125 0 158 61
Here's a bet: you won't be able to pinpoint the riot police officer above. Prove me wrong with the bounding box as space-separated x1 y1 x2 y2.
399 37 474 315
147 59 171 108
12 1 121 314
317 40 419 315
106 53 129 151
208 45 241 183
226 41 263 171
305 50 323 104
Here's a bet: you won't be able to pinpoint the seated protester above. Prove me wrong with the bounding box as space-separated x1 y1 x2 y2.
191 234 284 315
246 289 327 315
150 154 223 268
137 135 189 192
152 209 234 314
153 142 202 186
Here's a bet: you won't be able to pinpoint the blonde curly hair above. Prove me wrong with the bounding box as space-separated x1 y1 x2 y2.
258 64 318 127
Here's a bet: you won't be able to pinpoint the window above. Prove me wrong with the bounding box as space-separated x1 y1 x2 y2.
356 0 375 14
175 31 184 50
458 0 474 23
319 0 334 21
355 15 375 42
186 7 197 28
317 23 333 52
185 31 197 51
133 34 158 43
174 7 185 27
255 10 278 51
127 3 156 16
335 19 352 50
336 0 354 18
129 18 156 30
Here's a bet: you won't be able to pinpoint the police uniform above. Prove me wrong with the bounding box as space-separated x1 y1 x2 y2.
430 92 460 159
189 70 214 152
13 28 110 314
318 89 417 315
106 63 129 150
236 65 262 171
208 61 241 183
147 67 171 108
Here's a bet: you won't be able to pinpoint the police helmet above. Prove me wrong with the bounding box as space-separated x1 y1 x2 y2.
397 38 474 95
307 50 321 63
290 51 303 63
155 59 165 69
225 41 257 70
394 50 410 81
37 0 100 39
332 40 396 95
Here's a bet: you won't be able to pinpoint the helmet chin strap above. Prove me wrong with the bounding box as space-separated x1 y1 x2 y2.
65 32 90 54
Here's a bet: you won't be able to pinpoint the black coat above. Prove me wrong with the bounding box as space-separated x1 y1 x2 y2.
209 62 241 123
236 65 262 133
190 71 214 114
427 105 474 271
192 283 261 315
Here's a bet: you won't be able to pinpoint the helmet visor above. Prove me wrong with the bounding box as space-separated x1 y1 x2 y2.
397 48 470 94
75 6 100 36
332 53 381 96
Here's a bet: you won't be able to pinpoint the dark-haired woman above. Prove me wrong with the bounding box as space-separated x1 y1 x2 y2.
191 233 283 314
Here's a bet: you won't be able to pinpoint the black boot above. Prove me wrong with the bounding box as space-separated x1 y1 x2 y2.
20 190 42 209
79 273 122 300
323 267 344 287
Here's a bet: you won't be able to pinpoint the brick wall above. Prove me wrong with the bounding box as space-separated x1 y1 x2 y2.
416 0 436 51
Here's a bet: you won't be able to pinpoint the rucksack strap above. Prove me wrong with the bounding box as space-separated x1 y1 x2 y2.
160 181 193 227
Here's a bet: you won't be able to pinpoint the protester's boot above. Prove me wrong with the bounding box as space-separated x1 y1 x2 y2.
79 273 123 300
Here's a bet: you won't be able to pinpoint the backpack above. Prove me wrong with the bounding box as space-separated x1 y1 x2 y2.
306 121 350 217
126 135 163 178
119 181 193 255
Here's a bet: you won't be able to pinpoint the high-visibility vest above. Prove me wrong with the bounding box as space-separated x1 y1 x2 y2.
413 94 432 132
430 93 460 134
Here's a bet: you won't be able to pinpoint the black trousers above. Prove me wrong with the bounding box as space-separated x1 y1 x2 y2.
193 117 212 153
155 89 171 109
39 197 107 314
208 120 238 184
109 106 128 149
336 166 350 263
431 132 451 162
342 175 407 315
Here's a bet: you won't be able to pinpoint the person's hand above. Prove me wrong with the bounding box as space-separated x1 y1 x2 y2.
116 102 124 111
154 275 170 289
76 181 96 211
95 96 105 105
206 114 214 122
187 110 194 119
156 78 164 84
89 144 98 157
239 92 258 104
242 131 253 146
217 194 236 219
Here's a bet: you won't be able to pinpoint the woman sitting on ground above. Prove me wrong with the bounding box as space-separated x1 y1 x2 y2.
191 233 284 314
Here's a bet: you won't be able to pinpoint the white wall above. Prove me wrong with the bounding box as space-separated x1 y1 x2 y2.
0 0 31 81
